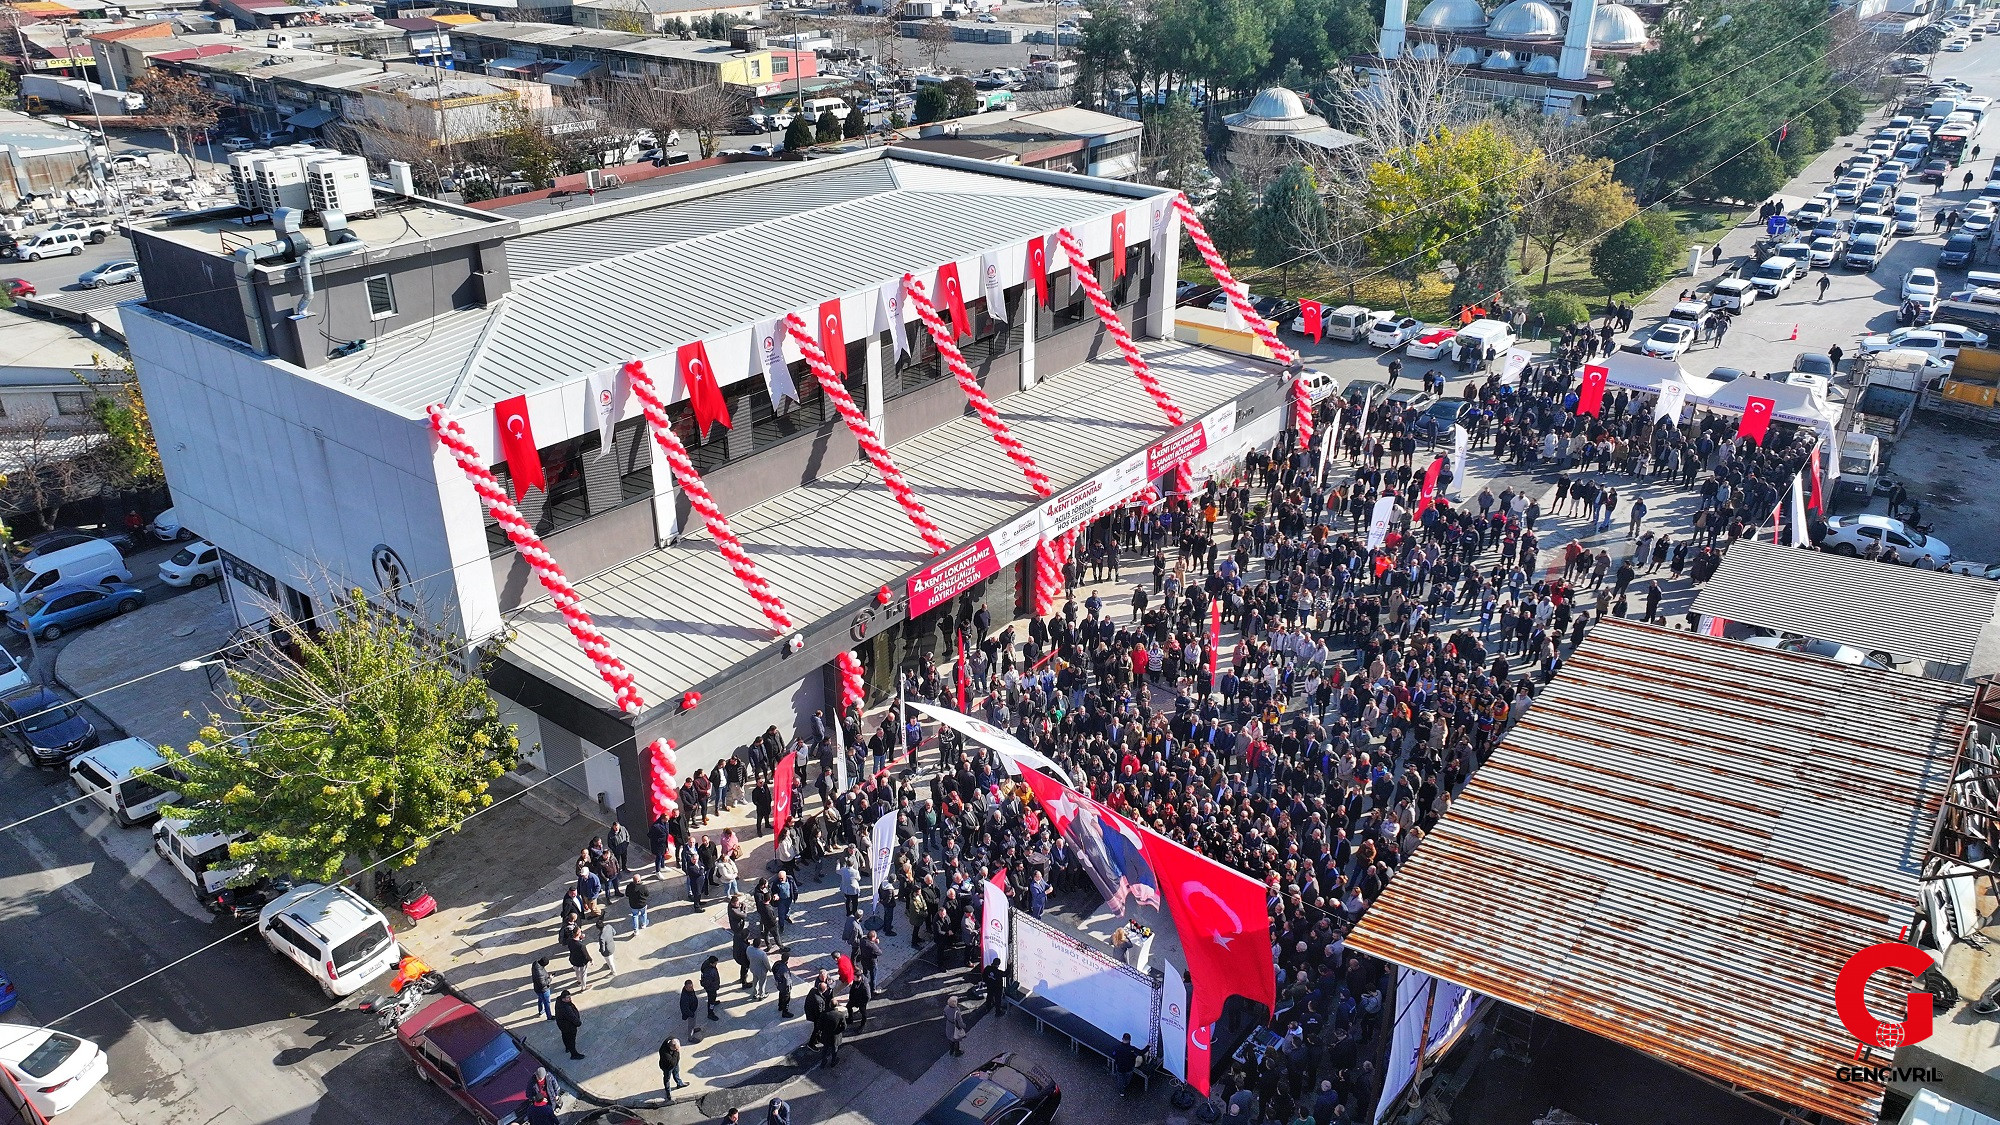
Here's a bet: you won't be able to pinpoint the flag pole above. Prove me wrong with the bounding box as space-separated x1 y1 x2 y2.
1316 405 1340 492
832 696 849 792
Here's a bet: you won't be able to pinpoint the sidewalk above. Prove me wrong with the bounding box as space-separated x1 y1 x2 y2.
52 586 235 748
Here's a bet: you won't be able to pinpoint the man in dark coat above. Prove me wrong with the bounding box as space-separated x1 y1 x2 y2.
555 991 584 1059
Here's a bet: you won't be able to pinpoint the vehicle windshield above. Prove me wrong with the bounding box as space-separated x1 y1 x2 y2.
459 1030 522 1088
15 593 46 614
18 1032 79 1078
171 547 197 566
21 700 76 733
332 920 393 972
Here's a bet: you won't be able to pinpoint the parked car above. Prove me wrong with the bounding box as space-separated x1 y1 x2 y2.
1940 232 1978 268
70 737 177 827
1948 560 2000 579
0 967 15 1014
13 528 135 562
258 883 400 997
1706 366 1747 383
0 1026 109 1117
1295 367 1339 403
1640 322 1697 358
1367 315 1424 349
158 540 221 588
397 996 544 1124
0 646 25 697
1904 267 1942 304
1 278 33 299
1923 158 1954 184
77 259 138 289
0 686 97 768
1742 635 1893 670
1820 513 1951 565
1414 398 1467 439
7 580 145 641
1859 322 1989 358
919 1054 1062 1125
48 219 113 245
1405 326 1457 359
1709 279 1757 310
148 507 193 542
1793 352 1837 378
1808 237 1845 267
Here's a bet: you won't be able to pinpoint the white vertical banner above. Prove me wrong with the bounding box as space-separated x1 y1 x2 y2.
1791 472 1810 548
1449 424 1468 498
1365 494 1398 549
1149 200 1172 272
1377 968 1431 1124
1654 380 1688 424
870 809 897 894
755 318 800 408
880 280 910 360
981 251 1008 324
981 873 1009 970
585 365 629 457
1159 959 1189 1080
1502 347 1530 385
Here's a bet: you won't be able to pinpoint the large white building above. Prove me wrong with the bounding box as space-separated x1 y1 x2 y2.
121 151 1287 827
1367 0 1655 116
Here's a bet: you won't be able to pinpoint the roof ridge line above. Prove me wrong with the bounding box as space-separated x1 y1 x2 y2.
445 295 512 411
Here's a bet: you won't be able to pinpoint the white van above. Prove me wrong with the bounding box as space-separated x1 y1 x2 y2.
1750 256 1801 296
1320 305 1392 342
13 230 83 261
70 737 178 827
153 818 252 896
0 540 131 613
258 884 400 997
1452 319 1517 362
800 96 850 120
1709 278 1757 311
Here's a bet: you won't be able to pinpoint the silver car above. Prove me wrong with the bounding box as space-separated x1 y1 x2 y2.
78 259 139 288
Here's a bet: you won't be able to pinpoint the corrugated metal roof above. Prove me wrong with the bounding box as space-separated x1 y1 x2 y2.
501 340 1263 709
1689 540 2000 665
319 156 1155 414
1346 618 1971 1125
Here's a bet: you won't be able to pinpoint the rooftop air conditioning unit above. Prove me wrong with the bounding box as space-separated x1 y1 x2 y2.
307 154 376 217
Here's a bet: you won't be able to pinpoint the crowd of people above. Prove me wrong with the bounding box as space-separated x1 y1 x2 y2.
531 350 1832 1123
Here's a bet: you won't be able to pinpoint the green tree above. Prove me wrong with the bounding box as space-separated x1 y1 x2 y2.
1519 154 1639 291
85 361 162 492
946 77 980 119
815 109 842 144
784 114 817 151
914 84 949 124
147 594 518 884
1591 218 1669 296
1699 139 1787 203
0 67 17 112
1366 123 1528 298
1451 188 1517 311
1254 162 1327 289
1075 3 1136 110
1529 290 1592 329
1149 93 1206 192
842 104 865 139
1205 177 1261 261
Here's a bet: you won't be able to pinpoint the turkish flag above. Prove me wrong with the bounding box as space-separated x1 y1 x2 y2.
1110 210 1128 278
494 395 546 501
1416 456 1444 518
1808 445 1824 513
1141 827 1275 1095
678 339 731 438
771 751 796 840
1207 596 1220 680
937 262 972 338
1299 299 1323 343
955 629 969 713
819 298 848 377
1026 236 1049 308
1016 762 1080 836
1576 364 1608 417
1738 396 1776 444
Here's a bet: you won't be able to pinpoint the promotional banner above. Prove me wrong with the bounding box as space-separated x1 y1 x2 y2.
1012 914 1153 1047
586 365 629 457
879 282 910 360
982 871 1010 970
1016 764 1159 914
870 809 897 893
1039 453 1148 540
1160 959 1189 1080
1416 457 1444 518
1450 424 1468 499
981 251 1009 324
771 752 796 841
990 510 1043 566
1148 421 1210 480
1150 202 1172 272
1653 379 1687 424
1375 968 1480 1124
908 538 1001 618
1365 494 1398 549
907 701 1076 785
1502 347 1530 385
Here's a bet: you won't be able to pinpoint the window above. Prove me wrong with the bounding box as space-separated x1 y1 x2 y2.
486 419 663 554
364 274 397 319
772 55 789 75
749 59 762 78
53 391 90 416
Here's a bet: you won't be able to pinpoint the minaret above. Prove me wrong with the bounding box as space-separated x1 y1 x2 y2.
1380 0 1409 59
1557 0 1597 80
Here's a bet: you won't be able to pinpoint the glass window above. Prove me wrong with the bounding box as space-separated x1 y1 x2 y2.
365 275 396 319
54 391 90 416
745 362 828 452
884 325 944 402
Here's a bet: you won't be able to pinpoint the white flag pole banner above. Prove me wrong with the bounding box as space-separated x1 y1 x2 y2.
754 319 800 409
1653 379 1688 423
1222 279 1247 331
1150 202 1172 272
981 874 1009 970
1502 347 1530 385
1159 960 1189 1080
880 280 910 360
870 809 896 894
981 251 1008 324
586 365 630 458
1365 494 1399 549
1450 424 1468 498
907 701 1076 786
1791 472 1810 548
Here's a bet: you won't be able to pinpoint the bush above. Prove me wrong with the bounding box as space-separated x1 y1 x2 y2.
784 116 816 152
1830 85 1865 136
1530 291 1592 328
1591 220 1670 296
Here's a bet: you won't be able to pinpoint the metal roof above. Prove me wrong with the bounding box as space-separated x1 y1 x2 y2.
1346 618 1971 1125
1689 539 2000 666
501 340 1262 709
318 153 1162 414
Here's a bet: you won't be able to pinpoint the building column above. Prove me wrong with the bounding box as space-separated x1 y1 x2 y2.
1147 210 1183 341
866 333 885 432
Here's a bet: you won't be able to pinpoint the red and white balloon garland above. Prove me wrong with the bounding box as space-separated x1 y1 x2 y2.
900 273 1055 499
782 311 952 555
427 404 682 810
623 359 794 635
836 650 866 712
1031 528 1079 617
1054 227 1185 429
1170 193 1313 446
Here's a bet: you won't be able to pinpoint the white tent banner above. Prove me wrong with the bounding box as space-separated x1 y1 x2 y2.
908 702 1076 786
1365 494 1398 549
1653 379 1688 423
1160 959 1189 1078
870 810 896 894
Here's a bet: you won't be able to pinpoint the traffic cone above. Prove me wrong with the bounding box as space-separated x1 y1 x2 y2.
1789 323 1798 341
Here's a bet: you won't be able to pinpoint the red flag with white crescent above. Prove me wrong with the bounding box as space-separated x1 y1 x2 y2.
1140 825 1276 1095
493 395 546 501
819 297 848 377
955 629 969 714
937 261 972 338
1416 456 1444 518
1110 210 1128 278
1299 299 1323 343
1026 236 1049 308
1207 595 1220 679
1738 396 1776 444
1576 364 1608 417
1808 445 1824 513
771 751 796 840
678 339 732 438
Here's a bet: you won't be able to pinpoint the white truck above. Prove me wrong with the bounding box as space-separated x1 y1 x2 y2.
21 74 144 116
1847 349 1926 442
1836 431 1882 499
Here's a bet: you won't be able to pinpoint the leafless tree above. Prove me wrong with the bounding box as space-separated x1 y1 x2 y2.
1328 51 1465 167
0 410 108 530
873 0 905 68
333 101 448 191
916 19 952 70
662 80 747 158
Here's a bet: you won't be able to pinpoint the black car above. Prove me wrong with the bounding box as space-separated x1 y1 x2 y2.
918 1054 1061 1125
0 686 97 767
12 528 135 562
1940 233 1978 268
1414 398 1468 439
1708 367 1747 383
1793 352 1836 378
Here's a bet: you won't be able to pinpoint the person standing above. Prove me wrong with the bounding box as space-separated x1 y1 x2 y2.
944 995 968 1057
609 820 632 878
752 779 773 836
846 975 870 1031
815 1003 842 1068
700 954 723 1020
680 980 702 1042
530 957 555 1020
649 814 672 876
596 922 618 980
565 928 593 992
659 1036 691 1102
1112 1033 1143 1098
747 939 772 1000
773 952 795 1018
767 1098 791 1125
627 876 652 933
555 991 585 1060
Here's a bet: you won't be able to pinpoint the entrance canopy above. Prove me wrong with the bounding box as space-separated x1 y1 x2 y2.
1347 619 1970 1125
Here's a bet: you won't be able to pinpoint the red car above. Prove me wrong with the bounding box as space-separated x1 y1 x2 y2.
1 279 34 299
396 996 541 1123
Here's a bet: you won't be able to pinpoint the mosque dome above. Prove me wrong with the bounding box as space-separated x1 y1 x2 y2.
1239 87 1309 123
1591 2 1649 48
1413 0 1488 32
1487 0 1563 41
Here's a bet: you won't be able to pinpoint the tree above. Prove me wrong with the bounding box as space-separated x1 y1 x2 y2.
1205 178 1261 261
147 593 518 884
1699 139 1786 203
945 77 980 119
496 107 564 188
591 0 652 33
1254 163 1327 289
130 71 223 169
915 84 949 124
1365 122 1528 300
87 360 162 493
1147 92 1207 193
0 411 99 529
815 109 842 144
665 81 747 159
842 104 865 139
1451 188 1517 311
1590 218 1669 296
1519 155 1639 291
1529 290 1591 329
917 19 952 69
784 114 817 151
1075 4 1136 111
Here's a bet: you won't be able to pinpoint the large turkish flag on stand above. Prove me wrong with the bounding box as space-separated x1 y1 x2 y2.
1298 299 1323 343
1738 396 1776 444
771 751 796 840
494 395 546 501
1576 364 1608 417
1416 456 1444 518
1141 829 1275 1095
